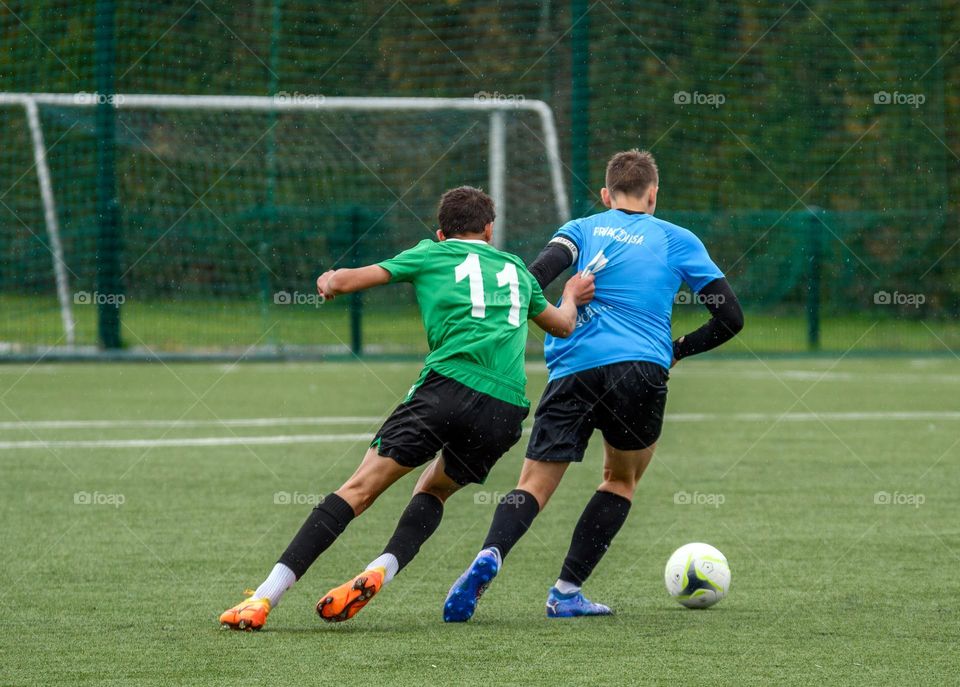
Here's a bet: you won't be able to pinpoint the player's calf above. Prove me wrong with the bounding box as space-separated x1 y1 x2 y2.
318 490 447 623
555 489 632 595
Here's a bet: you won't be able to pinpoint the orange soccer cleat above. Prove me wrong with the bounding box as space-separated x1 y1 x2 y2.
316 567 385 622
219 592 272 631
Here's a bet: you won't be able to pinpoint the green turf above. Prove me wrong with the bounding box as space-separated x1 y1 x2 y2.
5 293 960 353
1 357 958 685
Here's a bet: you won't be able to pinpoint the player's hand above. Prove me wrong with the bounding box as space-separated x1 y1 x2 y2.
563 272 595 306
316 270 337 301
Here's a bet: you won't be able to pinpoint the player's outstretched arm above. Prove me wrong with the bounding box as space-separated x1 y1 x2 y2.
317 266 391 301
672 278 744 365
531 273 594 338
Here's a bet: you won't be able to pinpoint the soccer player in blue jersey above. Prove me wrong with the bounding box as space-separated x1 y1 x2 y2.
444 149 744 620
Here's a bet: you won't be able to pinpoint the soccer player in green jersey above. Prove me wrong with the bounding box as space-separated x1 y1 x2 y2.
219 186 594 630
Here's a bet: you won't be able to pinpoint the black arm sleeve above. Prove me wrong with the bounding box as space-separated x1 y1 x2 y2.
528 239 575 289
672 278 744 361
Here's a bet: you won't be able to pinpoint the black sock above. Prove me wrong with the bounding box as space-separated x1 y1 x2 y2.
278 493 356 579
382 492 444 572
559 490 631 586
481 489 540 559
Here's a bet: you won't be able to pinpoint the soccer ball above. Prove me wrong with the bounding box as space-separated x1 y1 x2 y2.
664 542 731 609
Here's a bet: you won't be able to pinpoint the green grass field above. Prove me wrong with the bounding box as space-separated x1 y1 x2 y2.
5 294 960 354
2 357 958 685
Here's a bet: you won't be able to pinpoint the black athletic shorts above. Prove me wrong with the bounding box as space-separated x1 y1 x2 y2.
372 370 529 485
526 361 668 462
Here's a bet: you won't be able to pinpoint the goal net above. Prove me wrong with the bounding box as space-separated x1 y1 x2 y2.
0 93 568 357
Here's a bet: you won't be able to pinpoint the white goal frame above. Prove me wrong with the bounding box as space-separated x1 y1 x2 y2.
0 93 570 348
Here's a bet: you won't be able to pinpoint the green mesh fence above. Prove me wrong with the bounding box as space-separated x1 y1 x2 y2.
1 1 958 357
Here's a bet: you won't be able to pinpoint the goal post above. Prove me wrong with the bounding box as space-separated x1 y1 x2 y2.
2 94 77 346
0 92 570 354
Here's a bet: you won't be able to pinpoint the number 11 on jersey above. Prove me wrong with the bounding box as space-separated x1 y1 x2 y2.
496 263 521 326
455 253 521 327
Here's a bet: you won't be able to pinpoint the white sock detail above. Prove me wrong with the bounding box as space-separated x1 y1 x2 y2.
253 563 297 607
366 553 399 583
555 579 581 595
481 546 502 568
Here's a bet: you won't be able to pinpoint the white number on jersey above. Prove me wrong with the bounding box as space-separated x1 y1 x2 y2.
454 254 521 327
496 262 521 326
454 252 486 319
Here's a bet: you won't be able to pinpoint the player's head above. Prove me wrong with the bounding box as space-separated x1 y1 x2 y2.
437 186 495 243
601 149 659 214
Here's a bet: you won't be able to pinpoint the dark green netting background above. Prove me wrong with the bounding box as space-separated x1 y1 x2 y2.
1 1 958 355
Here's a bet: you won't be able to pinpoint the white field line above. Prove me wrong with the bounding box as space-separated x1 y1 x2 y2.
0 416 381 430
0 411 958 432
0 433 375 450
0 411 957 451
671 369 960 384
667 411 960 422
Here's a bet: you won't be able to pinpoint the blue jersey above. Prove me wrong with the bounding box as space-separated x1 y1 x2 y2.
543 209 724 379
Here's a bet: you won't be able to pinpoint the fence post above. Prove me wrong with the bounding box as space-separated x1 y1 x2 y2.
265 0 281 209
261 1 282 346
349 207 364 357
806 207 823 350
257 237 274 345
570 0 590 217
489 109 506 249
95 0 122 348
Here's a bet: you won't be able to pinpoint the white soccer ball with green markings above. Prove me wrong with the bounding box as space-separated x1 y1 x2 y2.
664 542 730 608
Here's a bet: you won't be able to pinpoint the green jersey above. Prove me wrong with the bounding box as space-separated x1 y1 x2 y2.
378 238 549 407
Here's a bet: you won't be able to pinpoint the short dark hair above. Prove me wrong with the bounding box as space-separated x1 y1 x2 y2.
437 186 495 237
605 149 659 198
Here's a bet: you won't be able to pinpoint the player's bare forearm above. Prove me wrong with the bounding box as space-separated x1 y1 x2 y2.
531 273 594 337
533 303 573 337
317 265 391 300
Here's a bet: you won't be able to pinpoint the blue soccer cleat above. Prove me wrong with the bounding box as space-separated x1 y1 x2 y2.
443 550 499 622
545 587 613 618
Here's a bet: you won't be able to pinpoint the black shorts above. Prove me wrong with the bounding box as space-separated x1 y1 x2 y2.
526 361 668 462
372 370 529 485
